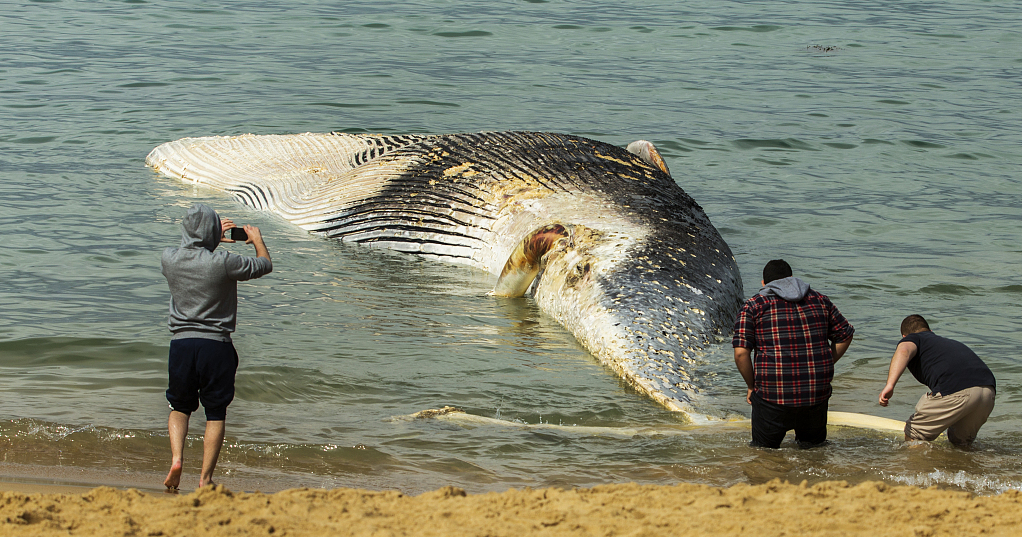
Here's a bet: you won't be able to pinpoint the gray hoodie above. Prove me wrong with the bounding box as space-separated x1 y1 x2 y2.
757 276 810 302
161 203 272 341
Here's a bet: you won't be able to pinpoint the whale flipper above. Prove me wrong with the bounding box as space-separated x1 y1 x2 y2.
626 139 670 176
406 407 908 436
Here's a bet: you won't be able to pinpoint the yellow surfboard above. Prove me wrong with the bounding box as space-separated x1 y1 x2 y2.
405 407 906 436
827 411 906 432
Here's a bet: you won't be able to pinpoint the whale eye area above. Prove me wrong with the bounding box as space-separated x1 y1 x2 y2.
564 261 592 288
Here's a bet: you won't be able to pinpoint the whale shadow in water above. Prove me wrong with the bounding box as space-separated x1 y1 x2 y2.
147 131 744 421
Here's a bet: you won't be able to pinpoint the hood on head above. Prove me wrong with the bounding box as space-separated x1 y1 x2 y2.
758 276 810 302
179 203 221 251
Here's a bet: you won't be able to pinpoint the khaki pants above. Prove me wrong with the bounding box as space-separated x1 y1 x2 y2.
905 385 995 445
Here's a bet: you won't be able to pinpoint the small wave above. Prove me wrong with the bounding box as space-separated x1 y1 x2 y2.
7 419 144 443
710 25 782 33
433 31 492 38
732 138 813 150
916 283 974 296
885 469 1022 495
10 136 58 144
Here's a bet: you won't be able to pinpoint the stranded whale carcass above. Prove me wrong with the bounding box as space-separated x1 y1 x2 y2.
146 131 743 419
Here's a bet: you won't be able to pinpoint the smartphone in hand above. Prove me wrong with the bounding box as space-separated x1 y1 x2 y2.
229 227 248 241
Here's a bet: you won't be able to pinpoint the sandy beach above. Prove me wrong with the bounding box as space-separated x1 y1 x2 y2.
3 479 1021 536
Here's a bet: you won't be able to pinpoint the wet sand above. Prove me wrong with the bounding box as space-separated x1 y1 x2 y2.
3 479 1021 536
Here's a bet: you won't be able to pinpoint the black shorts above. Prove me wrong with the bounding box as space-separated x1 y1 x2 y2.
166 338 239 421
750 392 828 449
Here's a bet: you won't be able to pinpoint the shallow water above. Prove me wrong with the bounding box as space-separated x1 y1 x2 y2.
1 0 1020 495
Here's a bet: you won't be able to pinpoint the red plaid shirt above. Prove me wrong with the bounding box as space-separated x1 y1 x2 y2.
732 289 854 406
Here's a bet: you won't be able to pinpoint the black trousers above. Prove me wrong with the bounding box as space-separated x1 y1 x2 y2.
167 338 239 421
750 392 828 449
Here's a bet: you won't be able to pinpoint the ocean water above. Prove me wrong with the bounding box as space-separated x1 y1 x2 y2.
1 0 1020 495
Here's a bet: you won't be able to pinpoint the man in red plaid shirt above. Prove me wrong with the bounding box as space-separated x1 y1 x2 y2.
733 259 855 448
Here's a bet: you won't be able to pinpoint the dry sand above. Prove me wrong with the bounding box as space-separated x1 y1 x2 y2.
2 480 1021 536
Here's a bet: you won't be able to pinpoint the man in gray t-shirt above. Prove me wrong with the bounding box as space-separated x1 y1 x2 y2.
161 203 272 490
879 314 995 446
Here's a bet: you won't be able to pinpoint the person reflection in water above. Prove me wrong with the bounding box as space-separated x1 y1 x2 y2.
879 314 996 447
732 259 855 449
160 203 272 491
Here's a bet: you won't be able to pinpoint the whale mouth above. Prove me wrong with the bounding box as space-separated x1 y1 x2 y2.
147 131 743 418
491 224 571 298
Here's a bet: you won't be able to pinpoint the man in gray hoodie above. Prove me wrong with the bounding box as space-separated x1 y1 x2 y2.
732 259 854 448
161 203 272 490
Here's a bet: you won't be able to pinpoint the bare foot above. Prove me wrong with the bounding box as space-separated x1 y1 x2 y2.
164 460 183 492
199 479 216 488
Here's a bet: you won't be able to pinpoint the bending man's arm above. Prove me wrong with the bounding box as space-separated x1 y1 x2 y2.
734 346 755 405
879 341 917 406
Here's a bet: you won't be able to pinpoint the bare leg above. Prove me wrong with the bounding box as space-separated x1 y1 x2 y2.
164 411 189 491
199 420 226 487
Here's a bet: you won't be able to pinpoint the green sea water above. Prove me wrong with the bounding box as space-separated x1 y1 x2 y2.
1 0 1020 494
